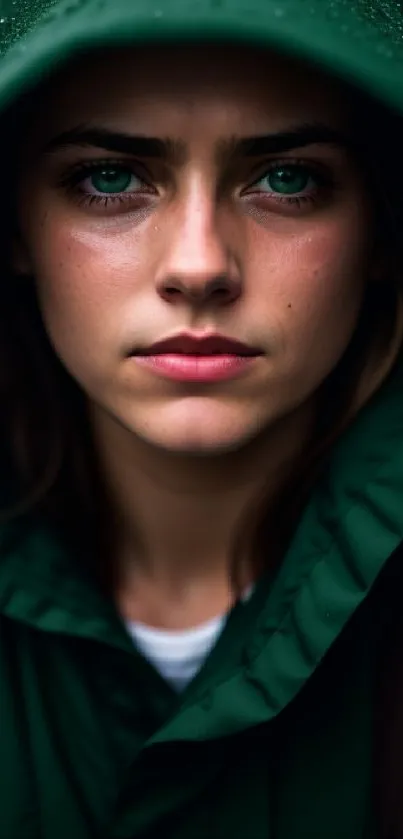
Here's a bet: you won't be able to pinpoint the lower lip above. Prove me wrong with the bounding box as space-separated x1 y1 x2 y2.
134 353 258 382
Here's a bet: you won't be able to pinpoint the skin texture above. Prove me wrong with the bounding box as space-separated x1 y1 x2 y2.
14 44 373 626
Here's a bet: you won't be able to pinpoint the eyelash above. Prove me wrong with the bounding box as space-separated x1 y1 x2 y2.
58 159 154 208
245 158 334 207
58 156 334 211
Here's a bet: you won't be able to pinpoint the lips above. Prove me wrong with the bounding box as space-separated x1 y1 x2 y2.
137 332 261 357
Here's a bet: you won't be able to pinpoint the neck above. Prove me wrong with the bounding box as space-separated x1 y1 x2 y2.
89 401 316 625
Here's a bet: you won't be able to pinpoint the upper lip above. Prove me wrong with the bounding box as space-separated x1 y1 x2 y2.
138 332 261 356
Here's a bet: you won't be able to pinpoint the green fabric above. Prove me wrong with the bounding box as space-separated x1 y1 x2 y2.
0 0 403 836
0 0 403 116
1 359 403 837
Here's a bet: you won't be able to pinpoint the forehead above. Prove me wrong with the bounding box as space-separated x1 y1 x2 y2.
32 43 349 141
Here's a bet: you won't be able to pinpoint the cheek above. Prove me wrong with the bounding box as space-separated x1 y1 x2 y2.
250 219 368 362
23 199 368 412
25 216 148 365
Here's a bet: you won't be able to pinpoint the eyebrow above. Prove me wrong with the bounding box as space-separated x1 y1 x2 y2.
44 122 352 162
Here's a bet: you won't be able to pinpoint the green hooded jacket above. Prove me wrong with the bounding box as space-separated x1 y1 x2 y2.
1 1 403 837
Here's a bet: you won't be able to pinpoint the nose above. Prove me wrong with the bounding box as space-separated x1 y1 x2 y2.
155 185 241 307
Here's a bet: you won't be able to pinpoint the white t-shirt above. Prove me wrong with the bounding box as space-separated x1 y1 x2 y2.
125 585 254 692
126 613 226 692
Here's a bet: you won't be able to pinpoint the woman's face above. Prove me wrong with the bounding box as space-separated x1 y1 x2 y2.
15 43 371 454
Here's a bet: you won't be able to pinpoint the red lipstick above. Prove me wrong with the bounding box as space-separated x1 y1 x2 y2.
133 332 262 383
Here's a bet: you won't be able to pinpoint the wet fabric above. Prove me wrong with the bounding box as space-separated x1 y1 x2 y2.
0 0 403 836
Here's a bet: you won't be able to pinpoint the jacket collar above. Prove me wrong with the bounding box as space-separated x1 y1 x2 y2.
1 357 403 739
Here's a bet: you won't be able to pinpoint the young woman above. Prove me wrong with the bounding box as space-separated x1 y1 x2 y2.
0 0 403 836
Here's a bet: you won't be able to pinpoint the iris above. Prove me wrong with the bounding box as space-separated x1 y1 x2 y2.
265 165 310 195
90 167 134 194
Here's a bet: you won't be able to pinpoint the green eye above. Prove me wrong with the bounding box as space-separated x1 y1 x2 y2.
88 166 136 194
258 165 312 195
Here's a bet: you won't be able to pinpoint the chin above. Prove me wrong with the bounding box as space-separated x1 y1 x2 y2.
142 432 250 457
109 397 274 457
130 414 267 457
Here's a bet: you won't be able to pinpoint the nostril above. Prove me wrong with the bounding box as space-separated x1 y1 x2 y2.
158 273 241 304
212 286 230 297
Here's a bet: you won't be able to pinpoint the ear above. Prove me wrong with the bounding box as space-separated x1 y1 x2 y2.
11 234 33 276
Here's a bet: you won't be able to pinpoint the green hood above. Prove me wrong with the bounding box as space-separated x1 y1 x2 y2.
0 0 401 693
0 2 403 838
0 0 403 113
